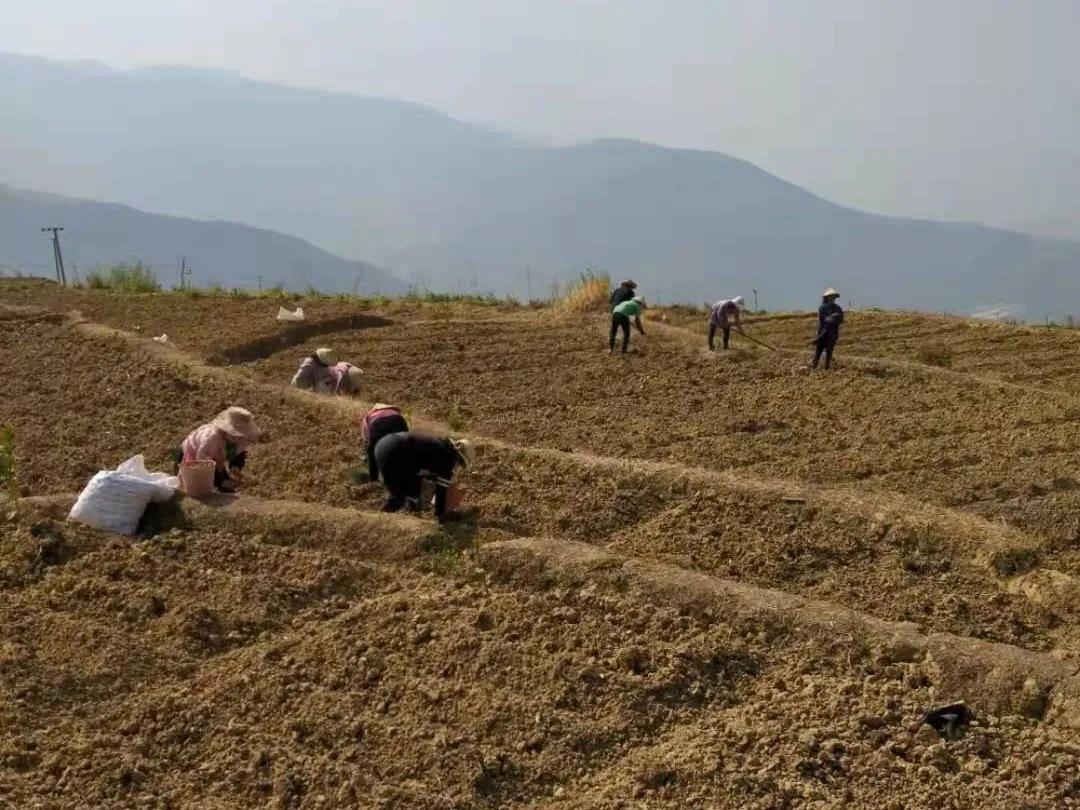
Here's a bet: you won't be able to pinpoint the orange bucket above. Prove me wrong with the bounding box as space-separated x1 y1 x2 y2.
178 460 216 497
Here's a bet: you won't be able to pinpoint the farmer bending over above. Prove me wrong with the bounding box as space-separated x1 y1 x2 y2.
708 296 745 351
361 403 409 482
610 296 646 353
177 406 261 493
374 434 473 521
291 347 336 393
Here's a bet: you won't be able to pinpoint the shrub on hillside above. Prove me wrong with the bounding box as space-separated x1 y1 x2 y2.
86 261 160 293
915 341 953 368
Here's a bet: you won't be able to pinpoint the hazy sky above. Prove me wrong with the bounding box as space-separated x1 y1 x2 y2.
4 0 1079 234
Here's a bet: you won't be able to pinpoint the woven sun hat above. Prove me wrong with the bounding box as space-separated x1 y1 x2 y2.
212 406 261 443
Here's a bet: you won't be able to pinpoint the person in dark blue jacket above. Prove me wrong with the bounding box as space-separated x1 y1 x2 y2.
812 288 844 370
373 433 474 520
609 279 637 310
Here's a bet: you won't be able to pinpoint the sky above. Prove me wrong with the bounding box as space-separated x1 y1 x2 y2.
4 0 1080 235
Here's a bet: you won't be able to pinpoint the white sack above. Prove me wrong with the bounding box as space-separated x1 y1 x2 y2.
68 455 179 535
276 306 305 322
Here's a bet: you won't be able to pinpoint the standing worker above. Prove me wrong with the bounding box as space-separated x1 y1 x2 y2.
812 288 845 370
373 433 474 521
610 279 637 310
610 296 647 353
361 403 409 482
708 296 745 351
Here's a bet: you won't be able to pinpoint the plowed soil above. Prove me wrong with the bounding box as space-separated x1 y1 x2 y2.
4 280 1080 808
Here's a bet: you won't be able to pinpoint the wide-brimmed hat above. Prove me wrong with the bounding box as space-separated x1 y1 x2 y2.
733 295 745 307
450 438 475 468
212 407 261 443
621 279 637 289
315 347 336 365
370 402 394 412
822 288 840 299
632 295 647 307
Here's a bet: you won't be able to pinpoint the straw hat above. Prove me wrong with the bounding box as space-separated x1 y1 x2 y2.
450 438 475 468
822 288 840 299
733 295 745 307
212 407 261 443
370 403 394 412
633 295 647 307
315 347 336 366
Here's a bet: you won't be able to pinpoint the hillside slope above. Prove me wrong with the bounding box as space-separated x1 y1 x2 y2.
0 184 404 294
4 53 1080 314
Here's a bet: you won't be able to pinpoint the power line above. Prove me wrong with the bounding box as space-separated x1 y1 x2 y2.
40 227 66 285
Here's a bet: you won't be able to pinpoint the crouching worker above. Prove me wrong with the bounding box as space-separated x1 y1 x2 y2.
178 406 261 493
373 433 474 521
360 403 409 481
291 347 336 393
610 296 646 353
708 296 745 350
328 361 364 395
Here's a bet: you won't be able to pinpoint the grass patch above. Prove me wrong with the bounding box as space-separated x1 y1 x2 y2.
991 546 1041 578
915 340 954 368
0 424 15 497
446 401 467 431
85 261 160 293
558 269 612 313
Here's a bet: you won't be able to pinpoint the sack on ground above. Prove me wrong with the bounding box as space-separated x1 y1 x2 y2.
68 455 179 535
276 306 305 322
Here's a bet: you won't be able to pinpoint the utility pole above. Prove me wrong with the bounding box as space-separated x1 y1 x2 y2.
41 227 66 285
179 256 192 290
257 275 264 293
753 288 759 312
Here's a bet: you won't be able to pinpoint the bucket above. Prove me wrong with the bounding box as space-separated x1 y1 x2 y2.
178 460 216 497
443 484 466 512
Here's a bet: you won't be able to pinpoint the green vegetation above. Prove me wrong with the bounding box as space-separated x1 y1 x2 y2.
85 261 160 293
0 424 15 497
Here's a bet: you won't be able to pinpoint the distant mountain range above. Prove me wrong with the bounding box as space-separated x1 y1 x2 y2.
0 184 404 294
2 52 1079 315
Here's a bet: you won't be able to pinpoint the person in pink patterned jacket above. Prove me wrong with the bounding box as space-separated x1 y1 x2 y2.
179 406 262 492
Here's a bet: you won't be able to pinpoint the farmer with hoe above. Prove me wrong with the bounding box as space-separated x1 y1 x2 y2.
291 347 337 393
373 433 474 521
360 403 409 482
812 288 845 370
610 296 647 353
708 295 745 351
175 406 262 493
609 278 637 310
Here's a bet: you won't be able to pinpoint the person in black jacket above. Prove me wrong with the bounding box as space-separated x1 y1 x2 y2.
373 433 475 520
609 279 637 310
812 288 845 370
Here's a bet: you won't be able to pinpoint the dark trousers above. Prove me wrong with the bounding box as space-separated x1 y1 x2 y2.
812 333 838 369
373 440 421 512
365 416 409 481
610 313 631 352
708 323 731 350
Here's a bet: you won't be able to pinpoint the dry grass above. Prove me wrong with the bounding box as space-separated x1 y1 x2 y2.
915 340 954 368
557 270 612 313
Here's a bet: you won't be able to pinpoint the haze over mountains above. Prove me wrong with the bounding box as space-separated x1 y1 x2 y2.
0 184 403 294
3 52 1079 315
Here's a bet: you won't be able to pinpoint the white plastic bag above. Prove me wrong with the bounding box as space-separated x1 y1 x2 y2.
68 455 179 535
276 306 305 322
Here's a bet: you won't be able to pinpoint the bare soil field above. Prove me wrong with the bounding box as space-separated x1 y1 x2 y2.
4 281 1080 808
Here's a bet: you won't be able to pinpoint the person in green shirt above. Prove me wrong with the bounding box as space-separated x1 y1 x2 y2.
610 296 647 353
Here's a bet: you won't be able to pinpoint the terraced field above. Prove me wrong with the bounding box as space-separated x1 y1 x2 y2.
4 279 1080 808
